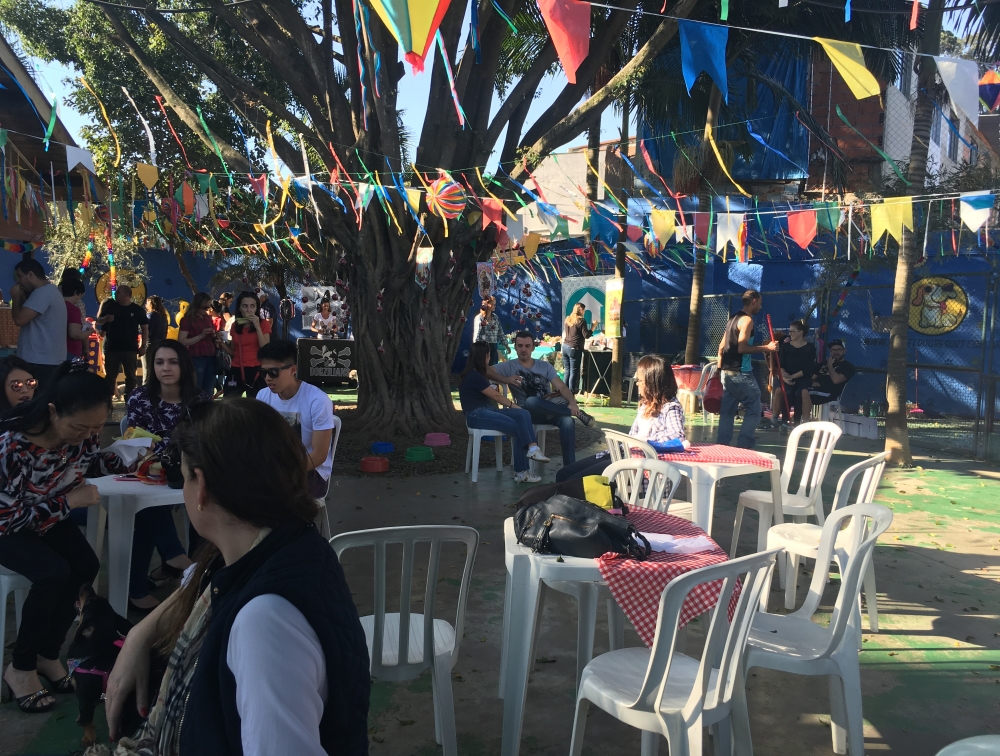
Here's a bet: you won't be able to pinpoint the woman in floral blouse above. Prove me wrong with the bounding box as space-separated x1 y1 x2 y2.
126 340 206 610
0 362 133 713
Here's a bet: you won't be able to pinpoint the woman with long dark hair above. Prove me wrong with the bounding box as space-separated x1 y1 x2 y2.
460 341 549 483
177 292 218 395
0 362 136 712
561 302 592 393
125 340 206 609
105 399 370 755
0 356 37 412
555 354 687 482
219 290 271 397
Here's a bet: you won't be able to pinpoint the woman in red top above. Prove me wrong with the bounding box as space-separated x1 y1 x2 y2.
219 290 271 397
177 292 219 396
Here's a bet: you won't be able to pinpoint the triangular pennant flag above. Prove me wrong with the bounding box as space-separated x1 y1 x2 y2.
870 196 913 244
676 224 693 243
812 201 842 231
959 190 994 233
650 209 676 244
716 213 744 253
194 193 209 220
181 182 195 215
355 182 375 210
405 188 422 213
934 56 980 127
626 224 643 242
368 0 453 73
787 209 818 249
136 163 159 191
536 0 591 84
524 232 542 260
679 20 729 103
814 38 880 100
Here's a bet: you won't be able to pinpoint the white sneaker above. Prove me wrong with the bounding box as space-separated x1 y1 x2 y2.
526 446 550 463
515 470 542 483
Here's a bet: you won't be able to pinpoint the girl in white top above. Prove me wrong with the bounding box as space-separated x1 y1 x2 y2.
310 300 337 338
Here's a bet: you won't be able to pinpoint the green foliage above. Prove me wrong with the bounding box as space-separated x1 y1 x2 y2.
44 215 146 286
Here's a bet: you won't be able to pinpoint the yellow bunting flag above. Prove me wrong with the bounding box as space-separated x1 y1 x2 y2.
523 232 541 260
136 163 158 191
405 188 422 213
870 197 913 244
814 38 880 100
650 209 676 244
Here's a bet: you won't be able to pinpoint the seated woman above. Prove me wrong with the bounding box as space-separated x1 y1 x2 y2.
106 399 371 755
556 354 686 482
460 341 549 484
0 362 134 712
125 340 207 610
0 356 37 412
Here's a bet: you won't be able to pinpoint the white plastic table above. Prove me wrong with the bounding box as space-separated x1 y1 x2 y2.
85 476 186 616
499 518 605 756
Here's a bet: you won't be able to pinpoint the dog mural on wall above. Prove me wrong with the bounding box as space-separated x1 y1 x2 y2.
908 277 968 335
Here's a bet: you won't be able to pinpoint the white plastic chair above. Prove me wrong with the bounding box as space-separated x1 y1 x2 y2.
465 425 505 482
570 548 780 756
329 526 479 756
528 458 685 690
313 414 342 539
936 736 1000 756
767 451 889 625
0 566 29 655
746 502 894 756
730 421 842 559
604 429 657 462
676 363 717 424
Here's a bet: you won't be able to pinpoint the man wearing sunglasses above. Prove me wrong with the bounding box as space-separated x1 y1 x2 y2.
255 340 335 499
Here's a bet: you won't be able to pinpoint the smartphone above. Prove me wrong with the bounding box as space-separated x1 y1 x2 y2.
114 474 140 481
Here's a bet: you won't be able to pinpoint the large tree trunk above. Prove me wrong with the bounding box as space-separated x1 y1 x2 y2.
345 227 475 436
885 0 944 466
683 85 724 364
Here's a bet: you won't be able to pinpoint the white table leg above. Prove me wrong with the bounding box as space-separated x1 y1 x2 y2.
107 496 137 616
500 555 541 756
690 469 715 534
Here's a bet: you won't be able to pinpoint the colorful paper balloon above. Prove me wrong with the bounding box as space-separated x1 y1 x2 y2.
980 70 1000 113
426 177 466 219
369 0 452 72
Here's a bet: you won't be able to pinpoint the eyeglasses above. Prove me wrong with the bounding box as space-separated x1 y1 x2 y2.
7 379 37 391
262 364 296 379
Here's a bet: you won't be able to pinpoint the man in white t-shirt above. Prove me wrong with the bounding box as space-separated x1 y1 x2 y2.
10 258 68 387
255 339 335 498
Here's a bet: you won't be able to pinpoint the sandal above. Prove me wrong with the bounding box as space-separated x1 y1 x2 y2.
39 672 75 694
2 680 56 713
148 562 184 586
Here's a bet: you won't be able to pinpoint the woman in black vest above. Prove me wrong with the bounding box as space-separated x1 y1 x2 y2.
105 399 370 756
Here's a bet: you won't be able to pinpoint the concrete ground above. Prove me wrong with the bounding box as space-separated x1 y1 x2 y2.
3 408 1000 755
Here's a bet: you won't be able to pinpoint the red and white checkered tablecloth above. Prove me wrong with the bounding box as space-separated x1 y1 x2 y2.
597 507 740 648
630 442 775 470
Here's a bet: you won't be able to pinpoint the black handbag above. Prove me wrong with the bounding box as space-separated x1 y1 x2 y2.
160 443 184 489
515 494 651 560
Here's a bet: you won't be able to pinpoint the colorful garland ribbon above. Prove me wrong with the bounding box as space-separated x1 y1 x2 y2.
835 105 911 186
43 96 58 152
705 123 750 197
436 30 466 127
154 95 192 169
80 77 121 167
122 86 157 166
196 106 233 183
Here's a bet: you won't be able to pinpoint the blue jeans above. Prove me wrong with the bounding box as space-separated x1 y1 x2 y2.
562 346 583 393
523 396 577 465
466 407 537 472
192 356 217 395
129 507 187 599
717 371 762 449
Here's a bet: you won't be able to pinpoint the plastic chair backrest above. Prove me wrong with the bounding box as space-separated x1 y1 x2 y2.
604 429 657 462
120 416 129 436
694 363 716 393
603 458 681 513
828 451 888 515
792 502 893 657
629 549 779 720
780 421 842 503
316 413 342 500
329 525 479 680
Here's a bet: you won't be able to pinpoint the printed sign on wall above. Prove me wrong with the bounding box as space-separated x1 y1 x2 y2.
561 275 612 332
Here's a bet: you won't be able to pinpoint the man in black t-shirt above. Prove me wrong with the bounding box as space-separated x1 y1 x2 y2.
96 285 148 398
807 339 856 415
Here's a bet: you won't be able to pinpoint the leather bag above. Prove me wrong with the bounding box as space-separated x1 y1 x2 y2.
702 373 724 414
515 494 650 560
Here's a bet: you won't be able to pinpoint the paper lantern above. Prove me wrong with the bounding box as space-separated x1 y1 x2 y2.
426 177 466 219
369 0 452 72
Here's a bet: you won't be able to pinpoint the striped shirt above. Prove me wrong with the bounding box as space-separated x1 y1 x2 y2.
472 313 508 349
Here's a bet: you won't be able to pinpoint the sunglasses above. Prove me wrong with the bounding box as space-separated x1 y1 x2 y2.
262 364 296 379
8 379 38 391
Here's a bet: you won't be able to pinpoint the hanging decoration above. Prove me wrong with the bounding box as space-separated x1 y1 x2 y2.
122 86 157 166
678 20 729 102
80 77 121 167
155 95 193 169
909 0 919 30
835 106 911 185
715 213 744 256
43 95 58 152
745 121 808 174
933 56 981 127
870 196 913 244
415 240 433 289
705 123 750 197
650 209 676 244
787 209 818 249
814 38 880 100
368 0 452 72
959 191 994 233
536 0 591 84
980 70 1000 112
435 30 467 127
425 175 466 236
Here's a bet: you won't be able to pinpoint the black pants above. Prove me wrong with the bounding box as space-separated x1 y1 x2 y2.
0 519 100 670
224 366 265 398
105 351 139 397
555 453 610 483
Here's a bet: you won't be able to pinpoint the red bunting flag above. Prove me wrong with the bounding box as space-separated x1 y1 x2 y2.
481 198 505 230
536 0 591 84
787 209 818 249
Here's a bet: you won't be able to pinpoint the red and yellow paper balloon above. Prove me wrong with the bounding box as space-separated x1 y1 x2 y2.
369 0 452 72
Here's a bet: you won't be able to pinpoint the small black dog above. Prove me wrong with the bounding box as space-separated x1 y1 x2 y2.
68 585 134 747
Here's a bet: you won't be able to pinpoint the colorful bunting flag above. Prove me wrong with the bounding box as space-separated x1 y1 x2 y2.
716 213 744 254
679 20 729 102
870 196 913 244
959 191 994 233
979 70 1000 112
934 56 980 126
650 209 676 244
369 0 452 72
814 38 880 100
537 0 591 85
787 209 818 249
136 163 159 191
